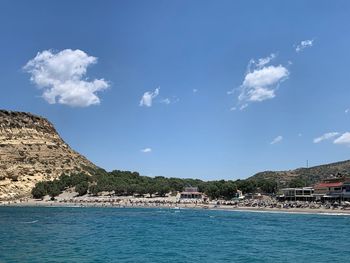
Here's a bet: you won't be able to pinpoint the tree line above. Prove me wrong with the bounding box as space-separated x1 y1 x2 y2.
31 168 281 200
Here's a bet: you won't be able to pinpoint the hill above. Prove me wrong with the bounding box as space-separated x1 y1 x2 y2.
0 110 98 200
248 160 350 187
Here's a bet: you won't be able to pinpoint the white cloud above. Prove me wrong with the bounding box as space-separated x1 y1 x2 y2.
237 56 289 108
239 104 248 110
193 89 198 93
333 132 350 146
313 132 339 143
160 98 171 104
296 39 314 53
24 49 109 107
270 135 283 145
160 96 179 105
345 108 349 114
254 53 276 69
140 148 152 153
139 87 160 107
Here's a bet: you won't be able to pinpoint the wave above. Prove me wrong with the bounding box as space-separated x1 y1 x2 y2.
21 220 39 224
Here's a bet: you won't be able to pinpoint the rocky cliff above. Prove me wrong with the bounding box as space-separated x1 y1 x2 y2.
0 110 97 200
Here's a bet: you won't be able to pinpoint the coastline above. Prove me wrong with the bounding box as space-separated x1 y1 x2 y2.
2 199 350 216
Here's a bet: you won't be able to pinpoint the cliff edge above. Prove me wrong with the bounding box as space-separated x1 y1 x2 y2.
0 110 97 200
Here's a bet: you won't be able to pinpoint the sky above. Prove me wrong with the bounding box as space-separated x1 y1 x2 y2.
1 0 350 180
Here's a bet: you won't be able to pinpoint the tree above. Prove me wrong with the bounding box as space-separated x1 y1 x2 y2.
70 173 90 186
258 179 278 194
168 178 185 192
31 182 47 199
236 180 257 194
219 181 237 200
289 177 306 188
156 183 170 197
206 184 220 200
75 181 89 196
125 184 137 196
146 183 157 198
47 181 61 200
59 173 71 188
135 183 147 197
89 184 100 196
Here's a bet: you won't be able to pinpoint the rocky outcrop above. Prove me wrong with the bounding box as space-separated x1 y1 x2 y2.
0 110 97 200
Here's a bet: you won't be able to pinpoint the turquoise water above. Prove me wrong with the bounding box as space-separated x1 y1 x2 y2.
0 207 350 262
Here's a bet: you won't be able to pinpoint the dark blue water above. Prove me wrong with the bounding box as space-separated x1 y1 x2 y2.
0 207 349 262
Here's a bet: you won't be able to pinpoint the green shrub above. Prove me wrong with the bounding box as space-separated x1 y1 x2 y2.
31 182 47 199
75 181 89 196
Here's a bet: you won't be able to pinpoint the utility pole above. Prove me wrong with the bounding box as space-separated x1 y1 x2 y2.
306 160 309 169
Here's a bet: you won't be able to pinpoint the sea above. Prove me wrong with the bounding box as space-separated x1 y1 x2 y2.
0 207 349 263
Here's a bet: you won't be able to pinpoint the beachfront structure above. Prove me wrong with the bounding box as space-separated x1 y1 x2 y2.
342 180 350 200
244 193 263 200
235 190 245 200
180 187 203 199
313 178 350 201
314 181 343 200
280 187 314 201
277 176 350 202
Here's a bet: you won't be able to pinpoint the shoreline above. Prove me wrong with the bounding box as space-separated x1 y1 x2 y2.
2 200 350 216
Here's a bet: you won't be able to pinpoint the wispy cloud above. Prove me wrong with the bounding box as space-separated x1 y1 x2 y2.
270 135 283 145
227 89 235 95
23 49 109 107
254 53 276 68
345 108 349 114
235 54 289 109
140 148 152 153
313 132 339 143
193 89 198 93
230 107 237 111
295 39 314 53
313 131 350 146
333 132 350 146
160 96 179 105
160 98 171 105
139 87 160 107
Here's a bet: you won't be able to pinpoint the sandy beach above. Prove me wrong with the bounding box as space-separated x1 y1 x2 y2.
2 194 350 216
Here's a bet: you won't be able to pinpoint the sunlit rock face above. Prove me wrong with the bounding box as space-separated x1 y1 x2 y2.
0 110 97 200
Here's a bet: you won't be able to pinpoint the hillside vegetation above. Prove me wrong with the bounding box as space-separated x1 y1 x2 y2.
32 169 279 200
249 159 350 187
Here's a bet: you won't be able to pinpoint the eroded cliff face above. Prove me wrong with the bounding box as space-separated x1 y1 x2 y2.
0 110 97 200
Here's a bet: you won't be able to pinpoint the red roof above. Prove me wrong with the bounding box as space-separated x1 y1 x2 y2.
315 182 343 188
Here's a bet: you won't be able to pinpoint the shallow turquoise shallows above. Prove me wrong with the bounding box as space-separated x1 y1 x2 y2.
1 207 350 263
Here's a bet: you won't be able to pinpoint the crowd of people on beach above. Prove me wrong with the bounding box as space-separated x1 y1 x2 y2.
215 198 350 210
58 196 350 211
3 194 350 212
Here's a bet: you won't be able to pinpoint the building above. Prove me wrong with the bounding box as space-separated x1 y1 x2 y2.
342 179 350 200
280 187 314 201
314 181 343 200
180 187 203 199
235 190 245 200
279 176 350 202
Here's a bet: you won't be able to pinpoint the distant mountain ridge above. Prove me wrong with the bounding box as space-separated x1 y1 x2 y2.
248 159 350 186
0 110 98 200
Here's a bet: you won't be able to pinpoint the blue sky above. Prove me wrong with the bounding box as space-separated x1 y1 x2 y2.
1 0 350 180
